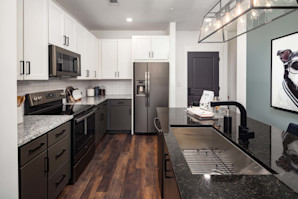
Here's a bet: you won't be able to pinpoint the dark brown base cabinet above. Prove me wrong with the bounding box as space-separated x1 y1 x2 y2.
19 122 71 199
108 100 132 132
160 137 181 199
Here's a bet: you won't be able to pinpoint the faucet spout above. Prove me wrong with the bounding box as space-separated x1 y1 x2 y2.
210 101 247 127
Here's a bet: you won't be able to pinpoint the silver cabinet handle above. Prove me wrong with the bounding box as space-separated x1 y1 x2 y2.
152 51 154 58
94 71 96 77
86 70 89 77
63 35 66 45
26 61 30 75
20 61 24 75
66 37 69 46
115 71 116 77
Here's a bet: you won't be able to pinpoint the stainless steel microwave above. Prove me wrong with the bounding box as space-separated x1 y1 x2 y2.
49 45 81 77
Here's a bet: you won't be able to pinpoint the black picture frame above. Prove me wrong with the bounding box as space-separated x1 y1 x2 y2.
271 31 298 114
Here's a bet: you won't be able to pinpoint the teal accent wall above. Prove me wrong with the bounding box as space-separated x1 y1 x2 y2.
247 11 298 131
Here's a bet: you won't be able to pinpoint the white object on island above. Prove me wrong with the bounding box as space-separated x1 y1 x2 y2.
199 90 214 109
187 107 214 118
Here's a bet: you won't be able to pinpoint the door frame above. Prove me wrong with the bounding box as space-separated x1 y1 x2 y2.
183 44 228 107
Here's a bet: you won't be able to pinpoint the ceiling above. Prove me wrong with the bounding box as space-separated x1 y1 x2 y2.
55 0 218 31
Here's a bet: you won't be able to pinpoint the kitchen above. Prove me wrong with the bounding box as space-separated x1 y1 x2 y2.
1 0 298 199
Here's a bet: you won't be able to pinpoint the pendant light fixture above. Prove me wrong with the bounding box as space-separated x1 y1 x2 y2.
198 0 298 43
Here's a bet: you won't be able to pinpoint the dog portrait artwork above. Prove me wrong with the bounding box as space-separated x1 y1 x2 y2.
271 32 298 113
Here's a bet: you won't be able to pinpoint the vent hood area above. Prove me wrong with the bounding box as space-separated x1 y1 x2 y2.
198 0 298 43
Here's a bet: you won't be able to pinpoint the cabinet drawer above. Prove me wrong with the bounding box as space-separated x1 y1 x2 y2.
48 161 70 199
20 150 47 199
110 99 131 106
48 135 70 177
19 134 47 166
48 122 71 147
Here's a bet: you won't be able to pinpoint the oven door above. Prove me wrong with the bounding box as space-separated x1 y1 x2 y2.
49 45 81 77
73 108 96 160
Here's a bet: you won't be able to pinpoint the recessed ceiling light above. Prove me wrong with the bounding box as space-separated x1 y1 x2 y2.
126 18 133 22
170 8 174 11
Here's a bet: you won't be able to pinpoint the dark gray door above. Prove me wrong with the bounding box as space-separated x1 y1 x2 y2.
188 52 219 106
147 63 169 132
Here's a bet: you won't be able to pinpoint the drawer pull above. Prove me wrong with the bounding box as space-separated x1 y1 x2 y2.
117 101 124 104
55 149 66 160
55 130 66 138
29 143 45 155
56 175 66 187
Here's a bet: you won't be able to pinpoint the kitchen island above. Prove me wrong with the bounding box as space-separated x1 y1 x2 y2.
157 108 298 199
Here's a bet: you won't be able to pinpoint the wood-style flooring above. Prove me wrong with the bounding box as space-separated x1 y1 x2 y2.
58 133 161 199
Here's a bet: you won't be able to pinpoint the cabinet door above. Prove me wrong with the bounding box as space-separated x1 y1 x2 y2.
151 36 170 60
17 0 24 80
49 0 64 48
64 14 76 52
84 32 94 79
133 37 151 60
92 35 99 79
76 24 88 79
23 0 48 80
20 150 47 199
101 39 118 79
109 104 131 131
118 39 132 79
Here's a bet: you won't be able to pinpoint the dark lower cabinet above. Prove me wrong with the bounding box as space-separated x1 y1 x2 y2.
19 121 71 199
95 102 107 145
20 150 47 199
163 139 181 199
108 100 131 131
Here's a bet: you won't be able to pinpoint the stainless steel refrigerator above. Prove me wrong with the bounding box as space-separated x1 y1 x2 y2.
134 62 169 133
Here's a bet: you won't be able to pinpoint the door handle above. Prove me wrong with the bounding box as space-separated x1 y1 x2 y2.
94 71 96 77
26 61 30 75
20 61 24 75
66 37 69 46
29 142 44 155
44 157 49 173
115 71 117 78
63 35 66 45
145 72 148 106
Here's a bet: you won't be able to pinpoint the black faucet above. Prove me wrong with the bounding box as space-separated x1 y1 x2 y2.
210 101 255 144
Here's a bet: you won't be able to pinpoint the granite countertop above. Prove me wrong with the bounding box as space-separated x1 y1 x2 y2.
157 108 298 199
65 94 132 106
18 115 73 147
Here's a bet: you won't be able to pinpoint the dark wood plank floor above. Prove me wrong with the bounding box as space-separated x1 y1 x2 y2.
58 133 161 199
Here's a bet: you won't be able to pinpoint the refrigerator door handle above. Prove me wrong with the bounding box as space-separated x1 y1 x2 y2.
147 72 150 106
145 72 148 107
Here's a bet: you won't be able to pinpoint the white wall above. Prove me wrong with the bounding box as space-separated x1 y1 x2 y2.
0 0 19 198
236 34 247 108
176 31 228 107
92 30 166 39
227 39 237 101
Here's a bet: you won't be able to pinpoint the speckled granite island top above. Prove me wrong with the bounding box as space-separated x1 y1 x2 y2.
18 115 73 147
65 94 132 106
157 108 298 199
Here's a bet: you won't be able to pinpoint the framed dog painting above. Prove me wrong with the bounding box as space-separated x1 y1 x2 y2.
271 32 298 113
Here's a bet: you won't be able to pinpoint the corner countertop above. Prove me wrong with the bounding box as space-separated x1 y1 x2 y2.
65 94 132 106
18 115 73 147
157 107 298 199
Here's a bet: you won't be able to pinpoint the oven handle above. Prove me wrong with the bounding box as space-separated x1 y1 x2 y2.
75 108 97 123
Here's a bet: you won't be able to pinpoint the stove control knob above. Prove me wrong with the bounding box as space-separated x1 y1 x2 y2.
33 96 38 102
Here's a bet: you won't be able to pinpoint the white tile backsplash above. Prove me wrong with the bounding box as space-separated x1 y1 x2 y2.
17 79 132 96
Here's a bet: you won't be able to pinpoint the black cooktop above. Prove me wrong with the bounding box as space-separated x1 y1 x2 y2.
25 102 94 117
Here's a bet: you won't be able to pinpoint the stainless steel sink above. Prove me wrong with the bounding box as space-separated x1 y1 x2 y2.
172 127 272 175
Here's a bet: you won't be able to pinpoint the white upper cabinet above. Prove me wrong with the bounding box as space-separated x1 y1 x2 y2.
101 39 132 79
76 24 87 79
64 14 76 52
151 36 170 60
101 40 118 79
49 1 64 48
49 0 76 51
132 36 170 61
133 36 151 60
17 0 49 80
117 40 132 79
